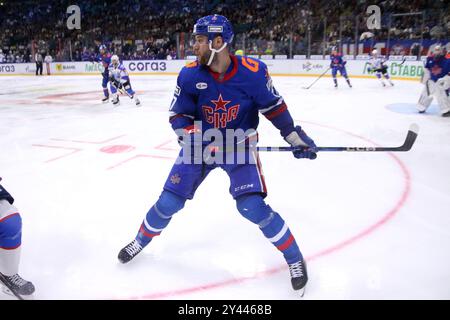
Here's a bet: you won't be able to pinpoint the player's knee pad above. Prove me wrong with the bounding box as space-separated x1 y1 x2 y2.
154 190 186 219
0 213 22 249
236 194 272 225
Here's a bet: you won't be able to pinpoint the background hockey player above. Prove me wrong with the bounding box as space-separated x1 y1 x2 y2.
93 44 112 103
330 47 352 88
108 55 140 106
117 14 316 296
0 177 35 298
368 49 394 87
417 45 450 117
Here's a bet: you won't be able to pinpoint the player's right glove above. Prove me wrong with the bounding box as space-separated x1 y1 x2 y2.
284 126 317 160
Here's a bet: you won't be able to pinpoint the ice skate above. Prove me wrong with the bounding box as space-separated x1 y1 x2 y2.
101 96 109 103
118 239 143 263
289 259 308 297
112 95 120 106
0 272 35 299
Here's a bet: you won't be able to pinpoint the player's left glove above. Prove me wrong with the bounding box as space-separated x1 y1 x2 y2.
284 126 317 160
177 125 205 164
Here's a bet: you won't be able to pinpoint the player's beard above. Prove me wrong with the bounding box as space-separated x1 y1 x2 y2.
198 50 212 66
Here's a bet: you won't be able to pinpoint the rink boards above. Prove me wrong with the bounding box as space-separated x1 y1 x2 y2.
0 58 424 80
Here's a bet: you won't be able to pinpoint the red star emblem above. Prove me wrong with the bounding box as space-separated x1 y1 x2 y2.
211 94 231 112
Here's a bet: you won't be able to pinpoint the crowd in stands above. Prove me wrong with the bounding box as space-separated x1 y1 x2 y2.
0 0 449 63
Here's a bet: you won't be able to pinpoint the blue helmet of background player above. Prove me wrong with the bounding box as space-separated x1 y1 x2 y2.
193 14 234 45
192 14 234 66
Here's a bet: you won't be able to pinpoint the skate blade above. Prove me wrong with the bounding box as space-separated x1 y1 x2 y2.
1 284 35 300
297 286 306 298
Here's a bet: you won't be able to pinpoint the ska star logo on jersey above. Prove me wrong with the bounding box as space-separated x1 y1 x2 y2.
202 94 240 128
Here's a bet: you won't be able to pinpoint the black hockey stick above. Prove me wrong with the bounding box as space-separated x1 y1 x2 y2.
398 56 407 65
257 124 419 152
110 81 131 98
302 67 331 89
0 273 24 300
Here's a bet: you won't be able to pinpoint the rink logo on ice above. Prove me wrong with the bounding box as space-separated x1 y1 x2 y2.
196 82 208 90
128 61 167 72
66 5 81 30
0 65 15 73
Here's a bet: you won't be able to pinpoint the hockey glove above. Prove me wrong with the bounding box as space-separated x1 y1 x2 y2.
284 126 317 160
177 126 205 164
437 75 450 90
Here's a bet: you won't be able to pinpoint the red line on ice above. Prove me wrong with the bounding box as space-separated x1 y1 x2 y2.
119 122 411 299
32 144 82 163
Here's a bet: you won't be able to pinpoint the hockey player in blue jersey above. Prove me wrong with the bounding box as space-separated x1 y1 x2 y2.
330 48 352 88
417 45 450 117
118 14 316 295
108 55 141 106
93 44 112 102
0 177 35 298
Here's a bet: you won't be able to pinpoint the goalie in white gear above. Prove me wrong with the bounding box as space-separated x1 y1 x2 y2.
417 45 450 117
108 55 141 106
0 177 35 298
367 49 394 87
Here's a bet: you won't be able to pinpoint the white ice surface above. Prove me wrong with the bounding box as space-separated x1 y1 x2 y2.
0 74 449 300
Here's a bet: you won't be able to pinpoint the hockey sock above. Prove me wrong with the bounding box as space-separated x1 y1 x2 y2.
136 190 186 247
236 194 303 264
103 88 109 97
0 212 22 250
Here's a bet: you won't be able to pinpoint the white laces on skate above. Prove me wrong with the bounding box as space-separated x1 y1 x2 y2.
125 240 143 256
289 261 305 278
7 274 27 287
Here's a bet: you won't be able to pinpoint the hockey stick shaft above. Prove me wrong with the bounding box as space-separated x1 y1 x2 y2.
303 67 331 89
257 124 419 153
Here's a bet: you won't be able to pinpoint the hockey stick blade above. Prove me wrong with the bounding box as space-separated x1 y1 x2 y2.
257 124 419 152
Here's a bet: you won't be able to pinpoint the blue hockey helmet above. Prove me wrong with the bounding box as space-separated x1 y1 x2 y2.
193 14 234 44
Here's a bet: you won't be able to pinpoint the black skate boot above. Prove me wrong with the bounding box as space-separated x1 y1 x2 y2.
112 95 120 106
0 272 35 298
442 110 450 117
102 96 109 103
118 239 143 263
289 259 308 297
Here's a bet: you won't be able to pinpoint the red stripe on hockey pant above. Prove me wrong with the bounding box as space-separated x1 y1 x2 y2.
0 243 21 250
254 152 267 193
264 104 287 120
0 212 19 223
276 234 295 251
139 225 161 238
